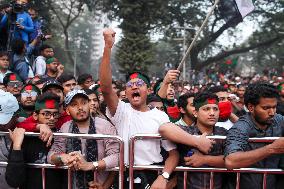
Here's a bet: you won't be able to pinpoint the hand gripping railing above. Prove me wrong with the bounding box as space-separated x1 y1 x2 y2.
129 134 284 189
0 132 124 189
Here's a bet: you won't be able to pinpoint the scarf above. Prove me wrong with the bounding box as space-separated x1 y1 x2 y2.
66 118 98 189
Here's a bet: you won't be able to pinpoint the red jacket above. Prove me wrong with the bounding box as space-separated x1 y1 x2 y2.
17 111 72 132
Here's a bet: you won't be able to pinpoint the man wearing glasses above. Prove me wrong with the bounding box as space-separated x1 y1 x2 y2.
18 84 41 121
6 92 68 189
3 73 23 98
0 51 11 83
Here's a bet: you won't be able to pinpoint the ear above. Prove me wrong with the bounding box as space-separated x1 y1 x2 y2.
66 108 71 115
147 88 151 95
180 107 186 114
247 103 254 113
32 112 38 121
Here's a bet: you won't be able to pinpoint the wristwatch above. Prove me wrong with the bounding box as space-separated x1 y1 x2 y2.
92 161 99 171
160 172 170 180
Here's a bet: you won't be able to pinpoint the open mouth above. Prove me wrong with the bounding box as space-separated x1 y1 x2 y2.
132 91 141 101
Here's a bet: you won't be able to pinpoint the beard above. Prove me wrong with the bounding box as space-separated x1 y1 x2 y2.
73 111 90 123
21 104 35 111
254 113 274 126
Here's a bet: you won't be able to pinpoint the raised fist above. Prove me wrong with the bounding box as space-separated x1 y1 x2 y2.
103 28 116 49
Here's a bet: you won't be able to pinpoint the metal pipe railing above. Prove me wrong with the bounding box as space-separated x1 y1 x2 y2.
0 132 124 189
129 134 284 189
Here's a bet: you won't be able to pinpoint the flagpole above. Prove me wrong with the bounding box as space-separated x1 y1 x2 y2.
177 0 221 72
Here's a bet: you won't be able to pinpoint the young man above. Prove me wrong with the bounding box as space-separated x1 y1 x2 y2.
224 82 284 189
155 70 181 122
0 90 19 189
33 44 54 76
0 51 11 83
100 28 213 189
159 92 227 189
57 73 77 95
43 57 64 80
48 89 119 189
18 84 40 121
3 73 24 98
6 92 67 189
175 93 195 127
78 73 94 90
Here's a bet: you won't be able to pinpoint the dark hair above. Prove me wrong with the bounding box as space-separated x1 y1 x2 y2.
193 92 219 110
208 86 227 94
146 94 162 105
244 82 279 107
57 73 76 84
11 39 25 55
177 93 195 110
77 74 92 85
153 79 163 94
237 84 245 89
39 44 52 52
0 51 8 58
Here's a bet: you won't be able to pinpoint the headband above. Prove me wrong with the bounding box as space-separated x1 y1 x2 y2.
194 98 218 110
127 73 150 87
35 99 59 111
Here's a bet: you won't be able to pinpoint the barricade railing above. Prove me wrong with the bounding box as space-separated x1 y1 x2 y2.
0 132 124 189
129 134 284 189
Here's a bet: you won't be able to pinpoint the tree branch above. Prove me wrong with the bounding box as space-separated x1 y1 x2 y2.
195 35 283 70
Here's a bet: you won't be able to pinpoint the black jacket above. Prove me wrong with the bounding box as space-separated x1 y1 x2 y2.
5 137 68 189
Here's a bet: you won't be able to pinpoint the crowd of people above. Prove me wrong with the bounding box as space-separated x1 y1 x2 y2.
0 0 284 189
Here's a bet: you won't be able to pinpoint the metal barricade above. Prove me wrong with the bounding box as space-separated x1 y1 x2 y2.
0 132 124 189
129 134 284 189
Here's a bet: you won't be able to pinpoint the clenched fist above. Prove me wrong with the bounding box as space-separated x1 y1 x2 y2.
103 28 116 49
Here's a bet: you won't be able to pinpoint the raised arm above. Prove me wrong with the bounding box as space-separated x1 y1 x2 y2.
157 70 180 99
99 29 119 116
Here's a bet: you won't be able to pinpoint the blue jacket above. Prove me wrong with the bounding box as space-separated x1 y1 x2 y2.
0 11 34 43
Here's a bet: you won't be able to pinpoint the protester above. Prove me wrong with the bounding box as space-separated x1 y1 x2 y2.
147 94 165 111
3 72 23 98
175 93 195 127
159 92 227 189
48 89 119 189
0 90 19 189
42 57 64 79
6 92 67 189
225 82 284 189
57 73 77 95
33 44 54 76
77 73 94 90
0 51 11 83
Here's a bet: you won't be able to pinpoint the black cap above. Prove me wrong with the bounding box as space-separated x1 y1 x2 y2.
42 79 63 93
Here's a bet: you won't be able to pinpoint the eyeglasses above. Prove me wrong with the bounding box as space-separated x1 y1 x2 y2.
21 91 38 98
39 112 60 119
126 79 145 88
7 82 23 88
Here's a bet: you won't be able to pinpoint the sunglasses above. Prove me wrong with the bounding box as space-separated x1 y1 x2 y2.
126 79 145 88
21 91 38 98
7 82 23 88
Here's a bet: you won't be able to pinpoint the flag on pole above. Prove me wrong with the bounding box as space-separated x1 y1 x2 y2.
224 57 239 68
218 0 255 27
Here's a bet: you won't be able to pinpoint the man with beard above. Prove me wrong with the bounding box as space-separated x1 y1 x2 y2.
18 84 40 121
159 92 227 189
43 58 64 80
6 92 68 189
0 90 19 189
100 28 213 189
48 89 119 189
3 73 23 99
175 93 195 127
224 82 284 189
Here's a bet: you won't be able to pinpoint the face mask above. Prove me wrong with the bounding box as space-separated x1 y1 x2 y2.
218 101 232 120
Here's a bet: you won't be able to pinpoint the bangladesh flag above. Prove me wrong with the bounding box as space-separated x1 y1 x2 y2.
225 57 238 67
218 0 255 27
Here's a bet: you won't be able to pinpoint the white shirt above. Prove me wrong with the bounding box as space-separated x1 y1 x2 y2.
107 101 176 165
33 56 46 76
215 119 234 130
0 70 11 83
